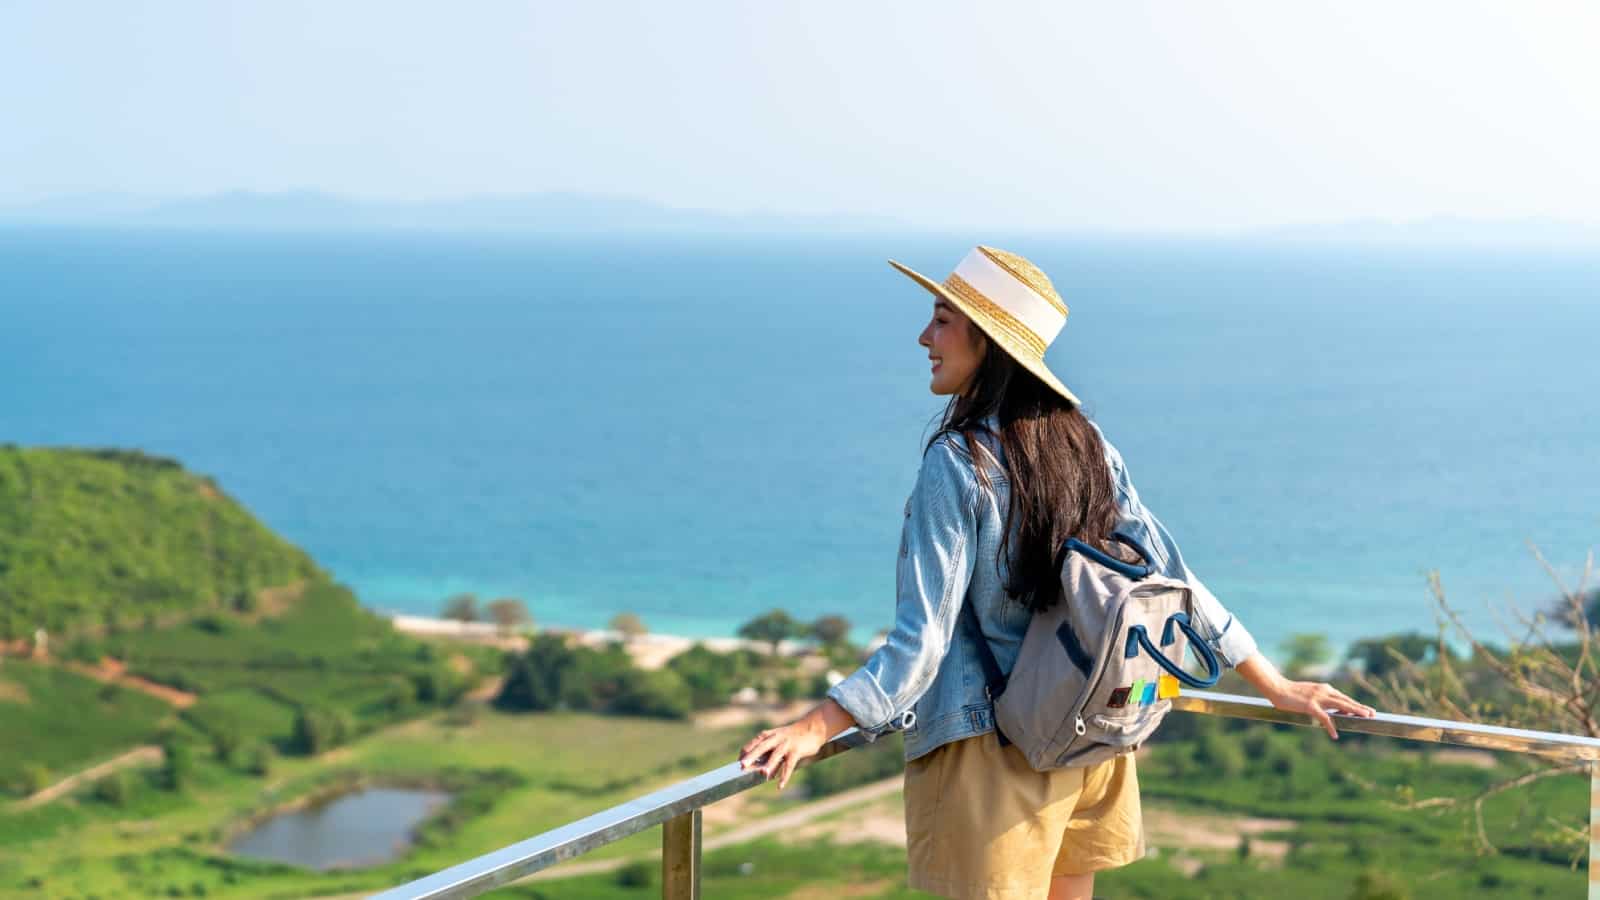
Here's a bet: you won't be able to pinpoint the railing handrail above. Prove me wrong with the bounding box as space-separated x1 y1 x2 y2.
371 690 1600 899
1171 690 1600 761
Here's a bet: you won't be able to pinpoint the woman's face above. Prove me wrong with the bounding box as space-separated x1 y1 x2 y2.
918 299 986 396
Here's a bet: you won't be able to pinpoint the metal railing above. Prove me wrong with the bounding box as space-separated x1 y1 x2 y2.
370 691 1600 900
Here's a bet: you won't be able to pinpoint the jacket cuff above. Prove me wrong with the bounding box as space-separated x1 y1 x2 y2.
827 668 911 740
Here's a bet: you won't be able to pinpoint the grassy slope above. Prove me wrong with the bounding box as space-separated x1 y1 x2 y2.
0 661 176 787
0 581 478 798
0 708 751 899
0 446 321 639
101 580 463 748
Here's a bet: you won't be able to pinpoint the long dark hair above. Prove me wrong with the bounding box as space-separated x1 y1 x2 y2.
928 337 1119 613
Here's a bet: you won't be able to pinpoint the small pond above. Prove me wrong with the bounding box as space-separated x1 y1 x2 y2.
227 787 452 870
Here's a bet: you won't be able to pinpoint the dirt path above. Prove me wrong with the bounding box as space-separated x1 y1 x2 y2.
14 745 164 810
66 657 197 708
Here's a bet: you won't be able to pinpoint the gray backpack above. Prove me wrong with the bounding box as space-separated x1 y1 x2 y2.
970 533 1221 771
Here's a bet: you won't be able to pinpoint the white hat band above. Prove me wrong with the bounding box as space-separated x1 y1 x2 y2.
951 249 1067 347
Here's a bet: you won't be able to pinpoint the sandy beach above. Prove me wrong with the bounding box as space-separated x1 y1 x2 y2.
386 613 821 671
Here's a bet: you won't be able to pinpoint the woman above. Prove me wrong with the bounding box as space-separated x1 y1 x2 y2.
738 246 1376 900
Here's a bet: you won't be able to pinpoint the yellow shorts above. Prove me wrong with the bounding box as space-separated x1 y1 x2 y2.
904 731 1144 900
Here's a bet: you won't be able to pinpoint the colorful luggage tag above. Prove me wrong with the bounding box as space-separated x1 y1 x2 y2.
1157 673 1181 699
1126 678 1146 705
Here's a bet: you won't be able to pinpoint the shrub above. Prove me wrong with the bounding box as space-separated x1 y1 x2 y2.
1349 869 1410 900
611 668 691 720
495 635 689 719
93 771 132 806
1193 731 1245 778
236 741 273 776
160 738 193 791
807 673 833 699
776 677 802 702
66 639 103 664
290 707 351 755
209 724 243 763
616 859 655 888
666 644 758 710
495 635 575 712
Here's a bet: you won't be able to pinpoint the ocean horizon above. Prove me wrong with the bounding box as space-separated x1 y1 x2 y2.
3 227 1597 658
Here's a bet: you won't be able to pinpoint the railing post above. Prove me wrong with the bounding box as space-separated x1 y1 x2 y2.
1590 761 1599 900
662 808 701 900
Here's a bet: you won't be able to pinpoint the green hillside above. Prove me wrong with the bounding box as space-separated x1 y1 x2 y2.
0 447 321 639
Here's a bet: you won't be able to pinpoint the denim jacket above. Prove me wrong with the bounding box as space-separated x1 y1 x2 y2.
827 419 1260 762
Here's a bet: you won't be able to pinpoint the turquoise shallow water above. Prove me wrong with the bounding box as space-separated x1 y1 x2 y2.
2 228 1597 656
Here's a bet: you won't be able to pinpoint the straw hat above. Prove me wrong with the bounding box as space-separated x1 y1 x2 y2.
889 246 1079 406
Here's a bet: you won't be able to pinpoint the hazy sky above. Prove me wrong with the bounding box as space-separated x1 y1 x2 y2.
4 2 1598 230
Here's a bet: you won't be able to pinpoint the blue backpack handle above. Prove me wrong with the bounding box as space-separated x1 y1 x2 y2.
1124 612 1222 688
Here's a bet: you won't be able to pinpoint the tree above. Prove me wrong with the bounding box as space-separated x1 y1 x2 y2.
609 612 647 643
810 615 852 647
441 593 479 623
1279 633 1331 679
1546 586 1600 631
486 597 532 631
1344 632 1442 680
738 609 802 654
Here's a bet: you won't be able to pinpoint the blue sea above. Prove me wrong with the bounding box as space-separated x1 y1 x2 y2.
2 228 1597 658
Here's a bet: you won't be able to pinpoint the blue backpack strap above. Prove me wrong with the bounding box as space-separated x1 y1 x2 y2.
1059 534 1155 580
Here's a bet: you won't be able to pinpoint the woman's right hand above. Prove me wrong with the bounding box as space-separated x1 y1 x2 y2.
1264 679 1376 740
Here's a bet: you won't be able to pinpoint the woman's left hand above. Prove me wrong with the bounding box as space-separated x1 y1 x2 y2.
1266 680 1376 740
738 714 830 791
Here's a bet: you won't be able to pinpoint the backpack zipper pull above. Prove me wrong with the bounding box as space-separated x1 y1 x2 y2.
1074 715 1087 736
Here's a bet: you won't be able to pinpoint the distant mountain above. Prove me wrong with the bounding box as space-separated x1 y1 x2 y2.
6 192 1596 244
0 190 902 233
1246 215 1600 247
